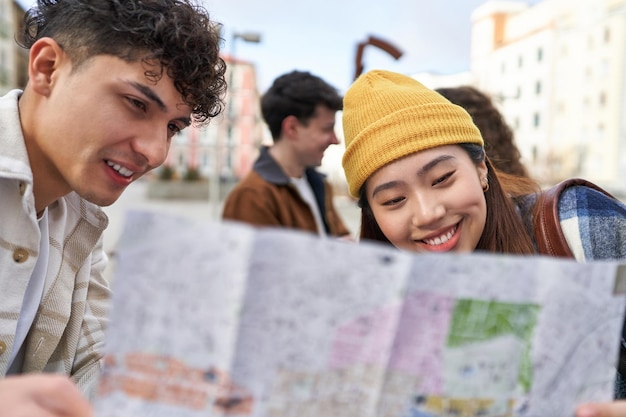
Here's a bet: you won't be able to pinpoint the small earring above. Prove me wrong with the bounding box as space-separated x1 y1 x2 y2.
482 177 489 192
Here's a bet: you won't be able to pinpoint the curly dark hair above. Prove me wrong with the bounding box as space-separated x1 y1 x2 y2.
18 0 227 125
261 70 343 140
436 86 529 178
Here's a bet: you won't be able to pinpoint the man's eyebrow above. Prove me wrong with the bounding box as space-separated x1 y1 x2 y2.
129 81 191 127
129 81 166 111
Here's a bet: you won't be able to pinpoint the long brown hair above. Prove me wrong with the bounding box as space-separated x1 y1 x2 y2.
436 86 529 178
358 144 540 255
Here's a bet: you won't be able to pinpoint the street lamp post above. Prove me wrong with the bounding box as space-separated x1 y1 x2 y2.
209 30 261 220
353 35 403 80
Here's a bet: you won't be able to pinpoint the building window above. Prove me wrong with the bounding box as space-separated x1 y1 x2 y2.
501 62 506 74
604 27 611 43
535 81 541 95
0 49 5 86
533 113 541 128
600 59 609 77
518 55 523 68
537 47 543 62
599 91 607 107
598 123 605 142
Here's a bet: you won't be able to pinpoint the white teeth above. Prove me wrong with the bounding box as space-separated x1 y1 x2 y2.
106 160 134 177
424 227 456 246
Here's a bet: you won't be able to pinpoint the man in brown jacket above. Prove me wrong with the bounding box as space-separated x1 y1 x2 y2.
222 71 351 238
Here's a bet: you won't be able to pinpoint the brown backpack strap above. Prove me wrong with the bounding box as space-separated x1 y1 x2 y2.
533 178 615 258
535 180 626 381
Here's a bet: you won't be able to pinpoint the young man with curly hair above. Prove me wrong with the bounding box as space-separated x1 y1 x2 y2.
0 0 226 414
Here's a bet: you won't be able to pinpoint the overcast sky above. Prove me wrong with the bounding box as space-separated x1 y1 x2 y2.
16 0 541 93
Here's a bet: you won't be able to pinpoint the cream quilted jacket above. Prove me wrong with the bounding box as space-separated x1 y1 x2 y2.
0 90 110 397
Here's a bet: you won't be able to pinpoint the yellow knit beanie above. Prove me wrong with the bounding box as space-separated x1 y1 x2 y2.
341 70 484 198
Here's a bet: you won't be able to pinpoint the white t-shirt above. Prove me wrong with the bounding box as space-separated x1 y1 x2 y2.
291 176 327 237
7 208 49 373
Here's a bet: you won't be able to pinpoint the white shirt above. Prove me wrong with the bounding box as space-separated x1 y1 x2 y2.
7 208 49 373
291 176 327 237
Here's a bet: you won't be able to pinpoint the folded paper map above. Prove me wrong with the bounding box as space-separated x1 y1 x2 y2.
93 210 626 417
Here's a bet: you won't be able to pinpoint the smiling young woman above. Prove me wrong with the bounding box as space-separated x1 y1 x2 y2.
340 69 626 401
341 70 542 255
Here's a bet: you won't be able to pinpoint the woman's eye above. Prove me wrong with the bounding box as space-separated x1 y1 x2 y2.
433 171 453 186
382 196 405 206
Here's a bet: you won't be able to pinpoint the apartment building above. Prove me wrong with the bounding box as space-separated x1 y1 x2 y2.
0 0 27 95
163 55 265 182
470 0 626 190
